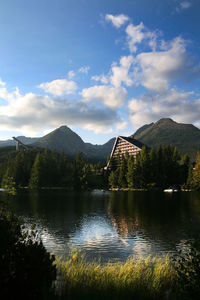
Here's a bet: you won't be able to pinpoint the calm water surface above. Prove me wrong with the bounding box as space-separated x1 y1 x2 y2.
1 189 200 262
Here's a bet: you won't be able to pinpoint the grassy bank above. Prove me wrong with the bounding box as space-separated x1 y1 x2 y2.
55 252 178 300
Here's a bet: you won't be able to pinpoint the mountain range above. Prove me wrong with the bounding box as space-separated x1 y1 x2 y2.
134 118 200 158
0 136 39 147
32 126 114 161
1 118 200 160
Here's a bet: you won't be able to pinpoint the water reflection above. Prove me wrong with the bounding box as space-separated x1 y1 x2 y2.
1 189 200 262
108 191 200 257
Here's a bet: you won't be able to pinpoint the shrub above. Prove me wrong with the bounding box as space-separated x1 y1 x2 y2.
173 239 200 299
0 208 56 299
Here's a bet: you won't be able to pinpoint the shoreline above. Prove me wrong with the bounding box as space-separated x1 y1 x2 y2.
0 186 194 193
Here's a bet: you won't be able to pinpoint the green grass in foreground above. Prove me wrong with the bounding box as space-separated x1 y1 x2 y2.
55 251 178 300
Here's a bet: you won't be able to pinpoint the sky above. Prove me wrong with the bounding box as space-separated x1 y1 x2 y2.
0 0 200 144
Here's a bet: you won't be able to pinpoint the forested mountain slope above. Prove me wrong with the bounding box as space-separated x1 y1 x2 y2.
134 118 200 158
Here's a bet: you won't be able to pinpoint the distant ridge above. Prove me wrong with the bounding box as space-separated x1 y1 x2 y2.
32 125 115 161
134 118 200 158
0 118 200 161
0 136 39 147
0 126 115 161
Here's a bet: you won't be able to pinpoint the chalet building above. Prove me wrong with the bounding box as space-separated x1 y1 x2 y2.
106 135 148 169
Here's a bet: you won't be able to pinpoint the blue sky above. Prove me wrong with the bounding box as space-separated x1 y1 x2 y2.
0 0 200 144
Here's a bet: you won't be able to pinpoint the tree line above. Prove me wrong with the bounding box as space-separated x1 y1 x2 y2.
0 149 104 190
108 145 200 190
0 145 199 191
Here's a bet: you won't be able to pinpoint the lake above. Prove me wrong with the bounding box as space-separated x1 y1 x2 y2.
1 189 200 262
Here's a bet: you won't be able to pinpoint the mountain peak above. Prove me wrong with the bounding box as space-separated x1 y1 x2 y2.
57 125 72 133
156 118 175 125
134 118 200 158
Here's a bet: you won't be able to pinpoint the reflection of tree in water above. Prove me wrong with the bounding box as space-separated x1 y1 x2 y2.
8 190 111 241
2 189 200 259
107 191 200 246
15 190 108 228
190 192 200 221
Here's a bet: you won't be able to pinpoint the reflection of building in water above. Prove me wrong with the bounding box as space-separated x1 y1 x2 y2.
110 216 140 238
107 196 140 238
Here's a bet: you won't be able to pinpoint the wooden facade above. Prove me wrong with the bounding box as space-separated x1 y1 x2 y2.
106 136 146 169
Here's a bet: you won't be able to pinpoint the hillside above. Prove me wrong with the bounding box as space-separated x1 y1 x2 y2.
32 126 114 161
85 138 115 161
33 126 86 157
134 118 200 158
0 136 39 147
0 146 17 163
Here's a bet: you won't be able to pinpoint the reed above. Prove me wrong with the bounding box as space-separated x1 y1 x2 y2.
55 250 177 299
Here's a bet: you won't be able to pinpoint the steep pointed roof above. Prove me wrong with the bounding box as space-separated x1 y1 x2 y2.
106 136 149 169
119 136 147 149
110 136 148 157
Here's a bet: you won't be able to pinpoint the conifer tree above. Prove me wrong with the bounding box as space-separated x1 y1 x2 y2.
186 165 194 189
118 155 127 187
73 151 86 189
58 150 72 186
192 151 200 190
180 154 190 185
42 149 58 186
1 169 16 193
126 155 135 188
108 169 119 188
149 148 157 184
155 145 164 186
136 146 150 188
29 153 44 188
12 151 25 186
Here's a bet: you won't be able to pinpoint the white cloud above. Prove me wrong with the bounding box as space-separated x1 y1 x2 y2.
134 37 200 91
93 36 198 93
125 23 159 52
105 14 129 28
94 19 199 94
83 123 113 134
180 1 191 9
91 74 109 84
91 55 135 88
78 66 90 74
126 23 146 52
0 78 6 86
67 66 90 79
68 70 75 79
39 79 78 96
116 120 128 130
0 86 21 103
110 55 134 88
81 85 128 109
128 89 200 129
0 84 125 136
194 122 200 129
176 1 192 12
84 118 127 134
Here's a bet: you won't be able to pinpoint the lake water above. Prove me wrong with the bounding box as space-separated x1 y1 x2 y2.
1 189 200 262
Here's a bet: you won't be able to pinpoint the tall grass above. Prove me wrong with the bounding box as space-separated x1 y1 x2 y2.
55 250 178 300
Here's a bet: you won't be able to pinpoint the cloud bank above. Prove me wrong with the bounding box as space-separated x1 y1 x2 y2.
0 83 126 135
81 85 128 109
0 12 200 139
129 89 200 128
